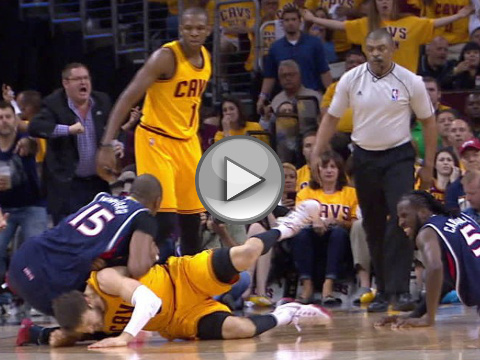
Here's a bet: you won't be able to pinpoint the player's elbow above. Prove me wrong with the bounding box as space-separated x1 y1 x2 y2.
127 260 151 279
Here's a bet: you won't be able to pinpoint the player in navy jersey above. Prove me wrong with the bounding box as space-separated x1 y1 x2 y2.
7 174 162 316
377 190 480 328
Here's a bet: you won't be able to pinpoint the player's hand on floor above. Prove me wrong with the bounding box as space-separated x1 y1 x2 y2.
88 333 133 349
49 329 79 347
391 316 431 329
374 315 400 327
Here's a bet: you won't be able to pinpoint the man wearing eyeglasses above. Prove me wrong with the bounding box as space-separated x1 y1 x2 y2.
28 63 123 225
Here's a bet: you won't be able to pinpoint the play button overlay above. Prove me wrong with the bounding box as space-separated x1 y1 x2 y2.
196 136 284 224
225 157 265 201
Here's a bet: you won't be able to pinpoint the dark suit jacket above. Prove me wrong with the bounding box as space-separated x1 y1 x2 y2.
28 89 112 214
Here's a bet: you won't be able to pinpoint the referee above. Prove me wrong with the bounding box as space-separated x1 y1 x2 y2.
311 29 437 312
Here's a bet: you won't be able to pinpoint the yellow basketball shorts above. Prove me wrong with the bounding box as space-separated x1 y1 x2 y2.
135 125 204 214
159 250 235 340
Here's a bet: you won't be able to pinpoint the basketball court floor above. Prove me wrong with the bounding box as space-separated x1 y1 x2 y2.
0 304 479 360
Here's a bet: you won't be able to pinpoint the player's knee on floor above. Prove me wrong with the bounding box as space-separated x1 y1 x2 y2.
212 248 239 283
197 311 232 340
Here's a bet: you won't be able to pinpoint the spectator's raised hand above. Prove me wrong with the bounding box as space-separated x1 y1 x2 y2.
14 137 37 157
0 209 9 231
301 9 315 22
2 84 14 103
121 106 142 132
111 139 125 159
68 122 85 135
458 4 474 18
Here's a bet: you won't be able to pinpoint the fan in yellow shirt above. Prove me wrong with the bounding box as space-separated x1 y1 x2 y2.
302 0 473 72
294 151 359 305
320 48 366 134
408 0 470 45
296 131 317 191
214 97 270 144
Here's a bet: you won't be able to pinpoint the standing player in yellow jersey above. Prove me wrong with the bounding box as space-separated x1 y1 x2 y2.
302 0 473 72
96 7 211 255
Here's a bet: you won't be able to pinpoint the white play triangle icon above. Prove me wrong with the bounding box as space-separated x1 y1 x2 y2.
225 157 265 201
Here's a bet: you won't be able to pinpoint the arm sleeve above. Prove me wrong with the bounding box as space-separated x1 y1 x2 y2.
131 211 158 238
327 74 350 118
52 125 70 137
28 107 59 138
263 45 278 79
416 18 435 45
321 82 336 108
410 76 435 119
344 18 367 45
315 39 330 74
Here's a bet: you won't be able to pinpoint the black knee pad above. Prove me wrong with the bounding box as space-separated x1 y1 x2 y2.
211 248 239 284
197 311 232 340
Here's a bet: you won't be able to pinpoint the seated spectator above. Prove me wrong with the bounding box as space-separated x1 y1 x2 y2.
462 169 480 222
436 109 458 148
471 26 480 46
320 48 366 135
417 36 456 89
307 8 338 63
411 77 451 160
451 42 480 89
214 97 269 144
256 6 332 115
464 92 480 136
446 138 480 211
292 151 356 305
448 118 474 162
418 148 460 203
271 59 322 114
0 101 47 285
296 131 316 191
243 163 296 307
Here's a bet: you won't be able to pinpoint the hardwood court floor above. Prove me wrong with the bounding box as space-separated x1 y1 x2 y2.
0 305 479 360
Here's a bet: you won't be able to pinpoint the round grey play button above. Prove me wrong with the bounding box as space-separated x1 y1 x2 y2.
196 136 284 225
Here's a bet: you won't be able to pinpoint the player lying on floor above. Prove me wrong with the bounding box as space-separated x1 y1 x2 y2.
48 200 331 348
377 190 480 328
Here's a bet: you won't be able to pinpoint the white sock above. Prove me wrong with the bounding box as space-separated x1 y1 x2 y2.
274 224 295 241
271 307 296 326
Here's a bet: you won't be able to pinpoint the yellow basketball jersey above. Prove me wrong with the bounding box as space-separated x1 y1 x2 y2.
297 185 359 225
296 164 311 191
321 81 353 133
87 265 175 334
408 0 469 44
141 40 211 140
344 16 435 73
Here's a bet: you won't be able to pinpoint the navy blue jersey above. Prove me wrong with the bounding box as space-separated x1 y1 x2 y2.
18 192 150 294
423 213 480 306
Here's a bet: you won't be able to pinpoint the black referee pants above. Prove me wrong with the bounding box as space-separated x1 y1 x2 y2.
352 141 415 296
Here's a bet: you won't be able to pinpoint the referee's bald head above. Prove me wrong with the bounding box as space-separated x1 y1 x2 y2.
366 28 395 48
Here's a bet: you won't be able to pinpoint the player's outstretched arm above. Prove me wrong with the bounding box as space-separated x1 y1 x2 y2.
88 268 162 348
96 48 175 182
394 228 443 329
128 230 159 279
